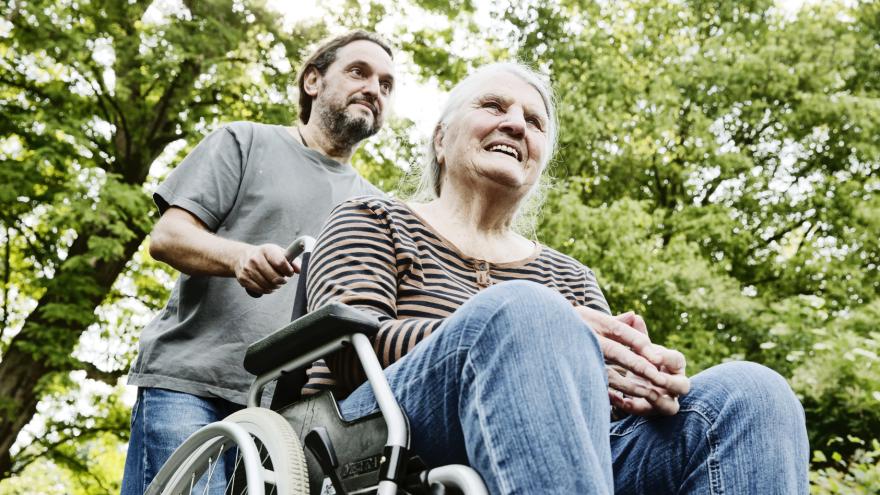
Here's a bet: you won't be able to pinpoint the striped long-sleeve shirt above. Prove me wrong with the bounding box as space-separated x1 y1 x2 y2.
303 196 611 397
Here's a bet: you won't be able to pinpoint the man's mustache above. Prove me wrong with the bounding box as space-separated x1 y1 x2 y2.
348 96 378 117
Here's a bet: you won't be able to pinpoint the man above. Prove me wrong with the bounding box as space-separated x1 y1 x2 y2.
121 30 396 494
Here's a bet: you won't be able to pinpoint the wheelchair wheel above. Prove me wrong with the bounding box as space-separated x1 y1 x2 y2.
146 407 308 495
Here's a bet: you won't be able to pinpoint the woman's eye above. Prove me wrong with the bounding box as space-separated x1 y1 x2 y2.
351 67 364 77
527 117 544 130
380 82 392 93
483 101 503 112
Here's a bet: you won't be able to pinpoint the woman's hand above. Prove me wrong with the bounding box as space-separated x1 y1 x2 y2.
611 312 688 415
574 306 689 416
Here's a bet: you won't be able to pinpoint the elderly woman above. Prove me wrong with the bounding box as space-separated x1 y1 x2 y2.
303 63 809 493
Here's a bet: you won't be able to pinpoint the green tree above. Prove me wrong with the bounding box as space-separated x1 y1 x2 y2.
3 0 878 490
515 0 879 464
0 0 320 477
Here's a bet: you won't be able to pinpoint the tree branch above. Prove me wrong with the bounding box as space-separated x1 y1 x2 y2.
150 132 189 150
651 155 668 209
749 273 782 286
0 74 53 102
12 218 54 261
763 213 814 245
70 359 128 386
790 221 821 260
80 59 129 142
11 425 123 485
699 174 726 205
2 227 9 336
146 59 198 146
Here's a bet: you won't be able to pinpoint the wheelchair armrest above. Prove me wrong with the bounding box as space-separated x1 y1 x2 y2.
244 302 380 376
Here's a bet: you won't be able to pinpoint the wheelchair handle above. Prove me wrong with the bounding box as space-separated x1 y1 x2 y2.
246 236 316 298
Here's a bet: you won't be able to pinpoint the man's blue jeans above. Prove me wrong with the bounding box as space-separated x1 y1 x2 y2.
339 280 810 494
120 387 244 495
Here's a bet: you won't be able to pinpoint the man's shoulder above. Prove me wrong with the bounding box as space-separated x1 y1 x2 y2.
186 121 273 156
220 121 286 142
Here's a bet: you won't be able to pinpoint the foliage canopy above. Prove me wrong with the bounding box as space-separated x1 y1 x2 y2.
0 0 877 492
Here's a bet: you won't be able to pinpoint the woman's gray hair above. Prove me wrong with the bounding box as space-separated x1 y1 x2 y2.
408 62 558 237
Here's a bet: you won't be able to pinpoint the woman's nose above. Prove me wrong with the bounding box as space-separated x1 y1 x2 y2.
498 110 526 137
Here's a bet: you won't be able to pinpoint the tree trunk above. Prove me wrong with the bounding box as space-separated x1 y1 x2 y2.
0 225 148 477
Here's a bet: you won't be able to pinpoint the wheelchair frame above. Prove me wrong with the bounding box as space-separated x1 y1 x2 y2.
146 236 488 495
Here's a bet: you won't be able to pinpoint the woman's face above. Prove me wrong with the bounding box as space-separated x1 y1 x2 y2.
436 72 550 196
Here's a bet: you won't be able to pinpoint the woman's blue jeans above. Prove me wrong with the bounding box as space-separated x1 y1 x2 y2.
339 280 810 494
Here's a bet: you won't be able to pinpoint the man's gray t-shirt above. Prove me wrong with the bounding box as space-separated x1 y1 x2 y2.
128 121 382 404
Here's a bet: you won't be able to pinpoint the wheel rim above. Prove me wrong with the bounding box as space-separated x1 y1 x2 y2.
148 408 308 495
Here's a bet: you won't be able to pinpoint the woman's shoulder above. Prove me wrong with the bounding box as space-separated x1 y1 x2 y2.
533 243 595 278
336 194 409 214
533 244 610 312
330 195 417 228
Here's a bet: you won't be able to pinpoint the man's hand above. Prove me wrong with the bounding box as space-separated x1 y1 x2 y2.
234 243 299 295
150 207 300 293
574 306 689 416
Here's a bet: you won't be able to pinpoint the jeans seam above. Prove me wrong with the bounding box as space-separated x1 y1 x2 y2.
455 293 516 493
405 293 512 382
399 293 512 395
464 358 512 495
609 405 724 494
140 389 148 494
609 417 649 437
609 403 719 436
680 398 725 494
706 425 723 495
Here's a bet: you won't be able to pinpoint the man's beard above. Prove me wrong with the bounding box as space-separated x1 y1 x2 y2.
317 96 381 151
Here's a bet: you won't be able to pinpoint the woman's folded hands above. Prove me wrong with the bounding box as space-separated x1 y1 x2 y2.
575 307 690 416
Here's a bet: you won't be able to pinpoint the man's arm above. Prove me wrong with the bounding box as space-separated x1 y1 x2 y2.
149 206 297 294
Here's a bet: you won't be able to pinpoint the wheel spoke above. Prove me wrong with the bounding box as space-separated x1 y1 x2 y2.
147 408 307 495
227 450 243 494
201 456 214 495
200 441 226 495
260 442 270 466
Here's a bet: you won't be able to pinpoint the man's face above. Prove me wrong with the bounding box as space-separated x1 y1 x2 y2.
309 40 395 147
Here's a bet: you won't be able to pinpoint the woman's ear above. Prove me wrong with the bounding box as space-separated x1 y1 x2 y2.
302 66 320 97
433 123 446 165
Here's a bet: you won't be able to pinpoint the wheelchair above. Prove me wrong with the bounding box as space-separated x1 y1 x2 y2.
145 237 489 495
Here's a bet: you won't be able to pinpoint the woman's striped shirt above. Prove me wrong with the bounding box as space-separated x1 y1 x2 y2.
303 196 611 397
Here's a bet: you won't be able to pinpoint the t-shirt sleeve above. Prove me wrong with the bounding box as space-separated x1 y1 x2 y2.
153 125 251 231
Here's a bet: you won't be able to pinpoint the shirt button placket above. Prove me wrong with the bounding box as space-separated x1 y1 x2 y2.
475 261 492 288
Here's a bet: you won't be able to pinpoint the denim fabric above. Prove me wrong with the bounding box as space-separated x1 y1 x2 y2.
120 387 244 495
339 280 809 494
610 361 809 494
340 280 615 494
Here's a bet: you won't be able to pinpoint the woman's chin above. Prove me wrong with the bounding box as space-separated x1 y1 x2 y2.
475 168 534 194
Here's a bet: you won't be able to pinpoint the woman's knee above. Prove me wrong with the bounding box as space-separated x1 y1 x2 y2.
479 280 572 312
691 361 805 427
451 280 603 367
480 280 595 336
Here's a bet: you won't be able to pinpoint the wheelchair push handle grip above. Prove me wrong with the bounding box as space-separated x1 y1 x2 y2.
246 236 316 298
